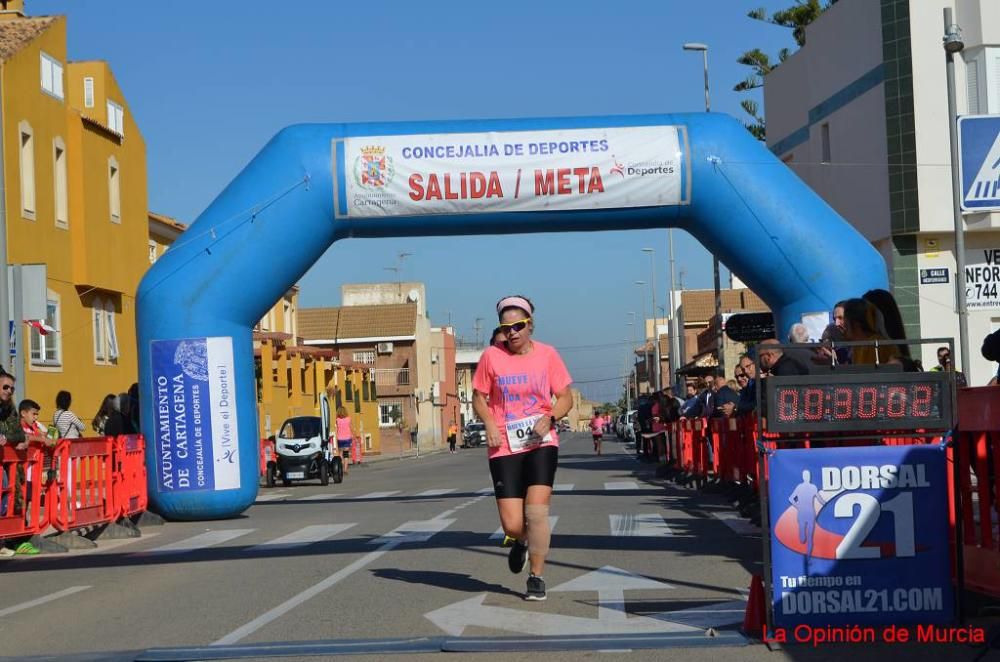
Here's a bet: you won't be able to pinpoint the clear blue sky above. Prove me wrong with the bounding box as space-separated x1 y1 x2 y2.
33 0 796 403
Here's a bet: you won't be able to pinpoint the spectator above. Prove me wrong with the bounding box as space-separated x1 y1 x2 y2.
93 393 117 437
786 323 819 371
981 328 1000 385
841 298 901 366
53 391 84 439
819 319 851 366
710 376 739 417
759 339 810 376
127 383 141 434
680 383 702 417
863 288 920 371
117 392 137 435
833 301 847 333
930 346 967 387
727 353 758 415
94 394 125 437
0 370 26 555
734 366 749 392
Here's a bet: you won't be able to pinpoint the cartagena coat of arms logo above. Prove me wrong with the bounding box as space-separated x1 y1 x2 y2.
353 145 394 189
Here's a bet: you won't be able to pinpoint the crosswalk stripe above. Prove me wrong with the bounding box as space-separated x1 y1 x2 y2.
255 492 291 502
249 524 356 552
141 529 255 555
353 491 400 500
605 481 640 490
298 493 342 501
369 518 456 545
553 484 575 492
0 586 90 618
711 511 761 536
610 513 673 537
416 488 456 497
490 516 559 540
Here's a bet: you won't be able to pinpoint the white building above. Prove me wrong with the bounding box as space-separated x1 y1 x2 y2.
765 0 1000 384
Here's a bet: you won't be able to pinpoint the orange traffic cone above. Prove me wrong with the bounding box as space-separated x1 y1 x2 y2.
742 574 766 638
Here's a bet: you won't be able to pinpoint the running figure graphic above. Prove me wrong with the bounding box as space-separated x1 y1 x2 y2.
789 469 827 563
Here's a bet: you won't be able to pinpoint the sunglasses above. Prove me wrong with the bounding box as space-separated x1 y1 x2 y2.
499 318 531 334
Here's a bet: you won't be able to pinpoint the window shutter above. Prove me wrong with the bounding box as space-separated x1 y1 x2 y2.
53 62 63 98
40 55 51 92
967 59 980 115
107 305 119 360
84 77 94 108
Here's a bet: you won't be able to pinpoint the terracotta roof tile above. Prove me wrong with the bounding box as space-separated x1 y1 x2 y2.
299 308 340 341
299 304 417 341
0 17 55 62
680 289 770 324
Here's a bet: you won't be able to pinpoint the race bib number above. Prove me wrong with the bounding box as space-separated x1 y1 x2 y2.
505 416 552 453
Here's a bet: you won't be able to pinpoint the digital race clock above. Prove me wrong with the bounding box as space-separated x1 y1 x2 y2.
763 371 954 433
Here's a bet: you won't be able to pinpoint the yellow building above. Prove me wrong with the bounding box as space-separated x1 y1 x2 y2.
1 2 148 427
254 293 380 454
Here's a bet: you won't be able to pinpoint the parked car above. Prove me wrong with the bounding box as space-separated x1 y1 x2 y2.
463 421 487 447
616 410 636 438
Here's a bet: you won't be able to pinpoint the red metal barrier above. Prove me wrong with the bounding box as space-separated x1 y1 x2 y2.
0 442 46 540
113 434 147 518
49 437 115 532
954 386 1000 597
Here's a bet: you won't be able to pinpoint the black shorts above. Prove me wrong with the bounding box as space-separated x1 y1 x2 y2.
592 433 602 441
488 445 558 499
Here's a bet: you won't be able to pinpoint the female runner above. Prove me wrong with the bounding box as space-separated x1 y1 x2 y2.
472 295 573 601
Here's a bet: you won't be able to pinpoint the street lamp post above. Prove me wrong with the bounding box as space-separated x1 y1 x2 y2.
668 229 680 391
683 42 724 379
641 248 661 392
634 281 650 394
943 8 972 377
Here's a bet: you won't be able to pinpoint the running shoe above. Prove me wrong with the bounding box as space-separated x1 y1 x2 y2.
525 574 546 601
15 541 39 555
501 535 517 548
507 539 528 574
0 546 14 557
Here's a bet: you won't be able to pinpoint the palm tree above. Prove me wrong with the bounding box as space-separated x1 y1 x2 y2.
735 1 839 140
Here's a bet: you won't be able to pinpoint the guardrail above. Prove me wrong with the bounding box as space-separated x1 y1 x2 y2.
0 434 151 549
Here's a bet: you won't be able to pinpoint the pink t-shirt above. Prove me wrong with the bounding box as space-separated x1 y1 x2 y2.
335 416 352 441
590 416 603 433
472 340 572 459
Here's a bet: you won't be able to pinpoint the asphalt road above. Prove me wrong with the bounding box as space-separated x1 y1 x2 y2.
0 433 992 661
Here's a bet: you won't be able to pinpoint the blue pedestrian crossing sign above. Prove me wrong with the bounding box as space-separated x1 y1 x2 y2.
959 115 1000 212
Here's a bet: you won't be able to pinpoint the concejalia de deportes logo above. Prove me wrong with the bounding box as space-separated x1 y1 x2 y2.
354 145 394 189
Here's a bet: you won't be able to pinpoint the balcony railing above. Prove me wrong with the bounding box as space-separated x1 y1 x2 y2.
372 368 410 387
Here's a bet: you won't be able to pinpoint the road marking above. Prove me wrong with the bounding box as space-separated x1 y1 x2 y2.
370 518 456 545
610 514 673 537
298 493 342 501
249 524 356 552
416 488 456 497
0 586 90 618
553 484 575 492
650 600 747 629
711 511 761 536
476 487 494 495
255 492 291 502
141 529 255 555
214 542 400 645
605 481 639 491
551 566 675 624
353 491 400 500
490 516 558 540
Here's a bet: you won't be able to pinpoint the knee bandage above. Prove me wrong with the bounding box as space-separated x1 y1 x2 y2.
525 504 551 558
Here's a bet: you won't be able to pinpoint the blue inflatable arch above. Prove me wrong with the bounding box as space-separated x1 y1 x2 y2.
137 113 888 520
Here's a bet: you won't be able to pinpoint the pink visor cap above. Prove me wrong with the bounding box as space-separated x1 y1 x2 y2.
496 296 533 317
